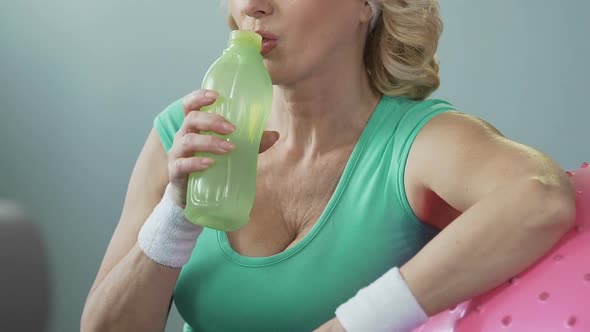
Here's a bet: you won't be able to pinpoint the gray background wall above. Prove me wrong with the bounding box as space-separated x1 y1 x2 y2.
0 1 588 331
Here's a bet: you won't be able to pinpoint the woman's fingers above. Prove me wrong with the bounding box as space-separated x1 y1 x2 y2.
169 157 215 182
182 89 218 116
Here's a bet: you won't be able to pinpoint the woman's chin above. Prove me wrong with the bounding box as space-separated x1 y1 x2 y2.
264 63 290 86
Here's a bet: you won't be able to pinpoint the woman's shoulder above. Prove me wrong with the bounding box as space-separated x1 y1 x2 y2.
377 95 460 168
382 94 455 114
376 95 457 133
153 98 185 152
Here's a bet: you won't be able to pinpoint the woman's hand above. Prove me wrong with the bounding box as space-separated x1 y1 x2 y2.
167 89 280 207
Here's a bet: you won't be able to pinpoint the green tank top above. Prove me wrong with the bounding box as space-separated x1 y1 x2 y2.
153 95 455 332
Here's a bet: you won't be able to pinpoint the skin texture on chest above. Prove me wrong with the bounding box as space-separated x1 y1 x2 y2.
225 148 349 257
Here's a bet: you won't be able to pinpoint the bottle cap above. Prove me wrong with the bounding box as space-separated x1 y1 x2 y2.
229 30 262 52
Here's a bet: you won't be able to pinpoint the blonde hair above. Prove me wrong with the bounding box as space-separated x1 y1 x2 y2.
226 0 442 100
366 0 442 100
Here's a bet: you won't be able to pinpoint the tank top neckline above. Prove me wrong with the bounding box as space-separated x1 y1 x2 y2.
217 95 397 267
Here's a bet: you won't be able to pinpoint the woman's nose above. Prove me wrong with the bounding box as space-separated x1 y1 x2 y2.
242 0 274 19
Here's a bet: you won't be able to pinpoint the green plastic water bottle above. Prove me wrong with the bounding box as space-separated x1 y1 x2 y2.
184 30 273 231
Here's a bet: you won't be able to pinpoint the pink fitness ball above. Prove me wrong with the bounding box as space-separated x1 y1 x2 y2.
413 162 590 332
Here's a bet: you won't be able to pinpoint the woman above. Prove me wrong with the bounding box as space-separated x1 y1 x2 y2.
81 0 576 331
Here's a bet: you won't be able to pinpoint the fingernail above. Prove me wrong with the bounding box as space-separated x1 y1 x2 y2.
222 122 236 133
205 91 218 99
219 141 235 151
201 158 215 166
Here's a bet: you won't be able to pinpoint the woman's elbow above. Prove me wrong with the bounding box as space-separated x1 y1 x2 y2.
523 176 577 231
80 298 116 332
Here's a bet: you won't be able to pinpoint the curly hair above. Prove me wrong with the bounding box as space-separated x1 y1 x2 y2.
367 0 443 100
226 0 442 100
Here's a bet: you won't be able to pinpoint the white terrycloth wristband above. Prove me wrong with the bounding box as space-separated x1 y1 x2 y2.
138 184 203 268
335 267 428 332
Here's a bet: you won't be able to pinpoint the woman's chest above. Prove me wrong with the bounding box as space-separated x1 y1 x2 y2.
226 156 348 257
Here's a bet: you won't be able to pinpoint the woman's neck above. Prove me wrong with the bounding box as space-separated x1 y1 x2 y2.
267 65 381 161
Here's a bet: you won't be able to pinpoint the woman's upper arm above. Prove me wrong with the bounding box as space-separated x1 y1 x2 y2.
88 128 169 296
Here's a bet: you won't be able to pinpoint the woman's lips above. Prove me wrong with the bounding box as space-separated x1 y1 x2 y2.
256 30 279 55
261 38 278 55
